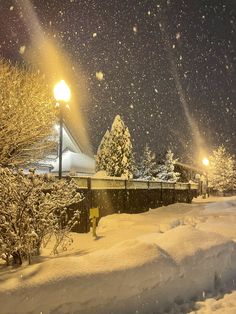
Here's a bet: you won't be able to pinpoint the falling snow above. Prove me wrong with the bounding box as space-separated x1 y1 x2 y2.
175 32 181 40
95 71 104 81
0 0 235 162
133 25 138 34
19 45 26 54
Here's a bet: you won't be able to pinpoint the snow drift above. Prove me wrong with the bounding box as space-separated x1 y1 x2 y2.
1 197 236 313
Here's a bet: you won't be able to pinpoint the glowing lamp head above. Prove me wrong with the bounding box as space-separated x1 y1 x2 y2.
53 80 71 102
202 157 209 167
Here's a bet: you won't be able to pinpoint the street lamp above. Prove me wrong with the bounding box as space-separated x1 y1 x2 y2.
202 157 209 197
53 80 71 179
202 157 209 167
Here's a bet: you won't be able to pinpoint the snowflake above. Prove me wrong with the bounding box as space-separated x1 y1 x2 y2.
96 71 104 81
133 26 138 34
19 46 26 55
176 32 181 40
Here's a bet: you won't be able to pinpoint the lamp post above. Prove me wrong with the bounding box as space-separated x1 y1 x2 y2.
53 80 71 179
202 157 209 197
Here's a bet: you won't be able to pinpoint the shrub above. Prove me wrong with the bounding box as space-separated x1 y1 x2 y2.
0 168 82 265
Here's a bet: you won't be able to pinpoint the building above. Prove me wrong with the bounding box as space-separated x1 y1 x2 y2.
175 161 202 182
37 124 95 176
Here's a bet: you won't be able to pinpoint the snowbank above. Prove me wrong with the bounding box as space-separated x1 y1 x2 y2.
1 196 236 313
192 290 236 313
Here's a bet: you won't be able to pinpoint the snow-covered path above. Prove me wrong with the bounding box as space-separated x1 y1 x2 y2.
1 196 236 314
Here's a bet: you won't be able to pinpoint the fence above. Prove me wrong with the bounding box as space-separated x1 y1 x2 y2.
68 177 199 233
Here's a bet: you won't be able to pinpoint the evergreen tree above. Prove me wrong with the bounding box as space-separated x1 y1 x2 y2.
95 130 110 172
138 144 158 180
107 115 134 178
96 115 134 178
208 145 235 193
157 149 180 182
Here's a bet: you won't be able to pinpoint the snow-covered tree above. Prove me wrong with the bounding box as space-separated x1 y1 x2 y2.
95 130 110 172
137 144 158 180
0 168 82 265
106 115 134 178
208 145 235 193
0 59 57 167
157 149 180 182
96 115 134 178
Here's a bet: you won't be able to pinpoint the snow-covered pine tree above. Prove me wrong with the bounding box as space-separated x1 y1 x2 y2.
208 145 235 193
157 149 180 182
95 130 110 172
138 144 158 180
105 115 134 178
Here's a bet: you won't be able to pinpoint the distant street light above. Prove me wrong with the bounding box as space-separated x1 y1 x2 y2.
53 80 71 179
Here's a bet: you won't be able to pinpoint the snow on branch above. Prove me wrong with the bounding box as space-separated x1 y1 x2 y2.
0 168 83 265
0 59 57 167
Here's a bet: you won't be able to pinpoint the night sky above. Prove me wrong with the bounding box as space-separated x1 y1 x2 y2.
0 0 235 164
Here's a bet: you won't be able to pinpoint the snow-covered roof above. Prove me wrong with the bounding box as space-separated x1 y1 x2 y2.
47 123 96 175
51 149 95 174
61 124 82 153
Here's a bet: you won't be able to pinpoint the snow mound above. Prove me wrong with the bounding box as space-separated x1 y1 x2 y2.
192 290 236 313
2 197 236 313
1 225 236 314
97 213 138 232
156 225 231 263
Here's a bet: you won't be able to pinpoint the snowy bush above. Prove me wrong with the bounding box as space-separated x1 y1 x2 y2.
137 144 158 180
157 149 180 182
96 115 134 178
0 59 57 167
0 168 82 265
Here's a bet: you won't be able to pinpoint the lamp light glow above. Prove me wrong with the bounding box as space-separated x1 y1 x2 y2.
202 157 209 166
53 80 71 102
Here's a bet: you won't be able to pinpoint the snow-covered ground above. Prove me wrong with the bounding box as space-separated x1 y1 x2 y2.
1 196 236 314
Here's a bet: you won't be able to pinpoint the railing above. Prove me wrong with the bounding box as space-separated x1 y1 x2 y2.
71 176 199 191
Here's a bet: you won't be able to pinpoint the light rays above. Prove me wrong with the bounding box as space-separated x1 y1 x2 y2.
14 0 93 156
